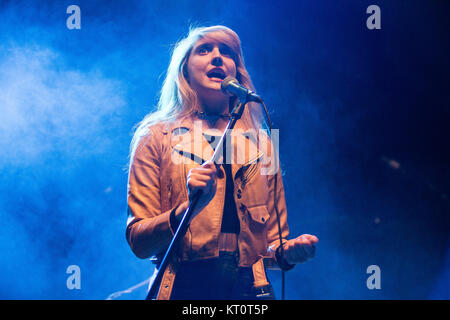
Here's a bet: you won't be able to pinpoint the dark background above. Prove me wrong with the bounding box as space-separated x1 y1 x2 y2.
0 0 448 299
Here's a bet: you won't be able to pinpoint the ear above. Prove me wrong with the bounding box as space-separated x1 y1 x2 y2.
182 63 189 82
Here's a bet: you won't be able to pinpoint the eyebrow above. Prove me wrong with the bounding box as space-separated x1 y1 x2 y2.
194 41 233 53
195 42 212 50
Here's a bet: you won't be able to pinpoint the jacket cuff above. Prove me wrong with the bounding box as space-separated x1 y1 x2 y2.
275 245 295 271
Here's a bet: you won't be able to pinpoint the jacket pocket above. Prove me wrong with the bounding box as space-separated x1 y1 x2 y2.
247 205 270 225
246 205 270 257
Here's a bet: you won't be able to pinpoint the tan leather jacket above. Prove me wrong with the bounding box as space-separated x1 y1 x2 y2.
126 114 292 299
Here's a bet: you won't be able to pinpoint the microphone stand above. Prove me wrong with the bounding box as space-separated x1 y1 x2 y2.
146 99 248 300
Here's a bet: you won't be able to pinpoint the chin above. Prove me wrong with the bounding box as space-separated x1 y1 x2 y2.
201 83 224 95
206 81 222 89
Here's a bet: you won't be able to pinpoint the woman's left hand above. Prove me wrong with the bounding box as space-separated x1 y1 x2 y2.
283 234 319 264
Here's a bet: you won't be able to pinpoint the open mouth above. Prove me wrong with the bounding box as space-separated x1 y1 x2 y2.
206 68 226 81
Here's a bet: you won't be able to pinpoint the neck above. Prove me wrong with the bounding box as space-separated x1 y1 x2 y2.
198 95 230 116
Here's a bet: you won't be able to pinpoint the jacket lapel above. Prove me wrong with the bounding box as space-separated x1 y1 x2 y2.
170 116 214 165
169 115 266 179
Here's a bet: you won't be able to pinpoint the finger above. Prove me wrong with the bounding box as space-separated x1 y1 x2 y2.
298 234 318 245
304 234 319 244
202 161 218 170
299 235 309 242
192 167 217 175
193 168 217 178
191 169 218 178
293 239 315 256
295 236 311 245
189 173 214 182
188 180 208 188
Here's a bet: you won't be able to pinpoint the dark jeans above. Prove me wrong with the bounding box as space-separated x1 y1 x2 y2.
170 251 275 300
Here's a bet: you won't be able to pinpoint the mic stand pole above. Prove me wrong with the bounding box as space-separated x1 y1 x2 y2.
146 99 247 300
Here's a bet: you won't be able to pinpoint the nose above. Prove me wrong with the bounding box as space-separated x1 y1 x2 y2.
211 47 223 66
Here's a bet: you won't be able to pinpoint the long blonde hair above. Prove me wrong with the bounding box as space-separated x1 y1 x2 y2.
129 25 265 163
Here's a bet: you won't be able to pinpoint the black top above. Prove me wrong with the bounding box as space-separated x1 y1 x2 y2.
203 133 240 234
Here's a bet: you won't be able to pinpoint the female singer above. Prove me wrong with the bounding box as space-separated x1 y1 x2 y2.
126 25 318 300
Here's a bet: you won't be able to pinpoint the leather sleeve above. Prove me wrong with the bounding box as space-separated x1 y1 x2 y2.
265 165 295 271
125 128 177 259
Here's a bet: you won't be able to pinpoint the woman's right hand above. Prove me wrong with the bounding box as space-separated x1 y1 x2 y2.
187 160 218 208
175 161 218 223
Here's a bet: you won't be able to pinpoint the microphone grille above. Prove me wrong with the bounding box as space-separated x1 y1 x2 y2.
221 76 238 94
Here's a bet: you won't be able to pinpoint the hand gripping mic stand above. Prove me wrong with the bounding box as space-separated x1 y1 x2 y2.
146 99 248 300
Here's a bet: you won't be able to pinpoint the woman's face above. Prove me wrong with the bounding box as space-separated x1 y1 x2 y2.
186 32 237 105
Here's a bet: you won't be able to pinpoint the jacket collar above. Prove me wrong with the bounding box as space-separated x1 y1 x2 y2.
168 114 265 176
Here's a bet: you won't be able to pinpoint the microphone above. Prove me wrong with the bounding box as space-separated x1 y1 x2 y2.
221 76 263 103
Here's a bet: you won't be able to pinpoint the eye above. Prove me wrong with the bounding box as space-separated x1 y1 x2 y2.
197 44 212 55
219 45 233 57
